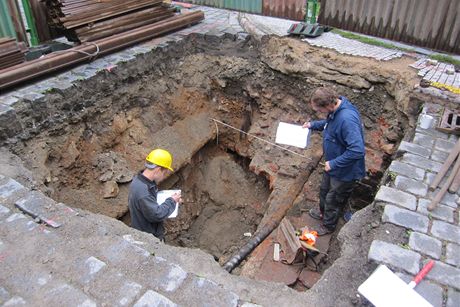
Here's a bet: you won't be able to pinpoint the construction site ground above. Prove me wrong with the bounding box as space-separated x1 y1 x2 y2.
1 3 459 307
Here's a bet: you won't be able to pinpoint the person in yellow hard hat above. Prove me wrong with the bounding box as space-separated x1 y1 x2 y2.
128 149 182 241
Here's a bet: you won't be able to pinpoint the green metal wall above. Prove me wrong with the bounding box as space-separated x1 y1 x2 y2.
224 0 262 14
0 0 17 38
184 0 263 14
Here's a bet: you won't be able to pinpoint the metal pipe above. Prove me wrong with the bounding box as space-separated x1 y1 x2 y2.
0 11 204 90
223 154 322 272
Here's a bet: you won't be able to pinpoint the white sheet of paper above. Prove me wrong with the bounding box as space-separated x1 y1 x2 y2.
157 189 180 218
275 122 310 149
358 265 432 307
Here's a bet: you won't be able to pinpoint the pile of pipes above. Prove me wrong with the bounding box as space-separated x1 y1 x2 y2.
0 10 204 90
45 0 175 42
0 38 28 70
428 137 460 211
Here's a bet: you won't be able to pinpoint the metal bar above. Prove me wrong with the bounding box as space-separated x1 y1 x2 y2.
0 11 204 90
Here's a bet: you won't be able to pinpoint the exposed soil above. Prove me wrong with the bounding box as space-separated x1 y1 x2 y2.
7 34 420 295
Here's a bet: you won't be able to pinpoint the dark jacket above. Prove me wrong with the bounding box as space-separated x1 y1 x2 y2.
128 172 176 240
310 96 366 182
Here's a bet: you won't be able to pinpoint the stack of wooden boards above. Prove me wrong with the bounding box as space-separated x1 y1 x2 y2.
45 0 175 42
0 38 28 70
428 135 460 211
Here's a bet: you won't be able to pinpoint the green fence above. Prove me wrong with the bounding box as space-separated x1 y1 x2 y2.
0 0 17 38
183 0 263 14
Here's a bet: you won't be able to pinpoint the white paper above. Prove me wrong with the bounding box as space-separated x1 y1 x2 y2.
157 189 180 218
358 265 432 307
275 122 310 149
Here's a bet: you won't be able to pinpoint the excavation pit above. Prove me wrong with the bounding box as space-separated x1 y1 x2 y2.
3 34 421 294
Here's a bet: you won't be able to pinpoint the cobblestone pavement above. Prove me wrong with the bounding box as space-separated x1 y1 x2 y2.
372 104 460 307
302 32 404 61
1 3 460 307
410 59 460 89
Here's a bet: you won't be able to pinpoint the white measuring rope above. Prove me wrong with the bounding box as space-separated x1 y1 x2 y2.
210 118 311 160
51 42 100 58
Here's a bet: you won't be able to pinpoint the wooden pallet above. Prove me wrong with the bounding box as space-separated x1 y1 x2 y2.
436 107 460 135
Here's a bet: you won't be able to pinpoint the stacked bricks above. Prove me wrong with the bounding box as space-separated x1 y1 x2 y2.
370 103 460 307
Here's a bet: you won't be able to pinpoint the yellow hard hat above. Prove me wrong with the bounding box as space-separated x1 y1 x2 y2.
145 149 174 171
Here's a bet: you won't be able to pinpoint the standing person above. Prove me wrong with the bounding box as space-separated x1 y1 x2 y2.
128 149 182 241
303 87 365 236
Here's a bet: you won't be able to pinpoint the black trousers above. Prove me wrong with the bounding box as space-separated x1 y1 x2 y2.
319 173 357 230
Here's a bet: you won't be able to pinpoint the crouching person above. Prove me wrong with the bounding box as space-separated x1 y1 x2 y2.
128 149 182 241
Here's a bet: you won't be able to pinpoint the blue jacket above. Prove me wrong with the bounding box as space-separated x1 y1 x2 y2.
310 97 365 182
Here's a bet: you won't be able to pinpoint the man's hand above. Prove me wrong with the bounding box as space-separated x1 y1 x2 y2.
302 122 311 129
325 161 331 172
171 192 182 204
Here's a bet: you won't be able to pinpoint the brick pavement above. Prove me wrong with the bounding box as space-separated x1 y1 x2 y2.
302 32 403 61
371 103 460 306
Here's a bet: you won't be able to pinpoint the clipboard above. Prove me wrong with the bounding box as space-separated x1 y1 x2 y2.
275 122 310 149
157 189 180 218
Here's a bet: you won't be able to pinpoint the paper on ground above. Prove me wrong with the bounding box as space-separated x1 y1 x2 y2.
358 265 432 307
275 122 310 149
157 189 180 218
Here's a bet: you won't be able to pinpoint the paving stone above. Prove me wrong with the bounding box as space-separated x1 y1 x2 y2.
368 240 421 275
382 205 429 233
0 204 11 217
389 161 425 181
448 134 459 143
394 175 428 196
401 153 442 173
79 256 107 284
446 243 460 267
133 290 177 307
413 133 436 148
408 232 442 259
138 258 189 294
415 126 449 139
431 220 460 244
435 139 456 153
426 261 460 290
375 186 417 210
396 273 443 307
425 170 448 188
101 238 150 267
417 198 454 223
0 96 19 107
172 275 239 307
3 296 27 306
41 283 96 306
0 287 10 304
87 269 142 306
447 288 460 307
397 141 431 158
0 105 23 140
426 189 458 209
14 191 61 228
0 179 26 202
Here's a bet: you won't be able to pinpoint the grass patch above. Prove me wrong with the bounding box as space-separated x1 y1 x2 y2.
428 54 460 66
331 29 415 52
